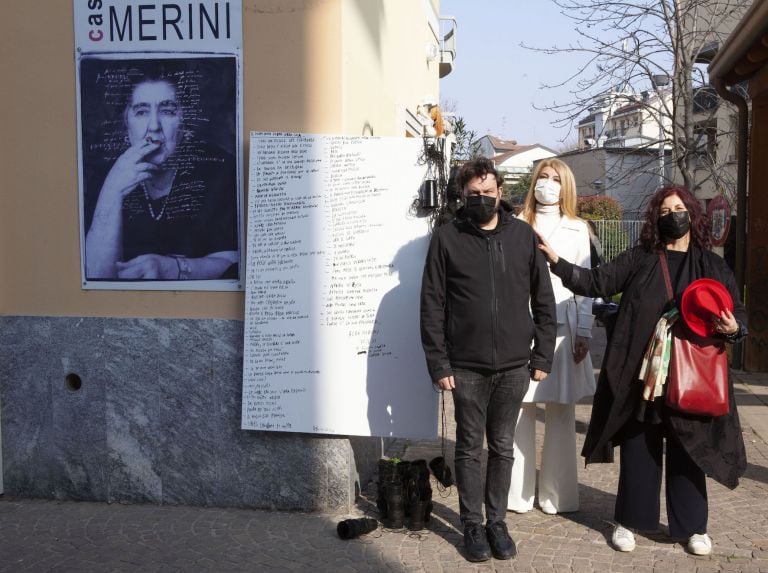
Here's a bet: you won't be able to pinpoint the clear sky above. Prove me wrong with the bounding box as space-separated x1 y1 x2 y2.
440 0 588 150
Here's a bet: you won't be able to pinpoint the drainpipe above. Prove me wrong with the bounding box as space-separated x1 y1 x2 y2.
712 76 748 368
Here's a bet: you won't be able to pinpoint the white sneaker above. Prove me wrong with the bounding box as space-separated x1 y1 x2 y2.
539 501 557 515
611 524 636 552
688 533 712 556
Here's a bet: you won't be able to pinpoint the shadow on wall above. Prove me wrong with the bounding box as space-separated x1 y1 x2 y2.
365 237 434 439
350 0 385 67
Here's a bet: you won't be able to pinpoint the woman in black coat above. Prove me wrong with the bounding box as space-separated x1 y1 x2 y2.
537 186 747 556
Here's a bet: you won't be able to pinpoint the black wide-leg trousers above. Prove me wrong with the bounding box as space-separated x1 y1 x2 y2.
614 419 708 539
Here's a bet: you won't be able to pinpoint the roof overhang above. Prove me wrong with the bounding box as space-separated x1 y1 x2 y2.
709 2 768 85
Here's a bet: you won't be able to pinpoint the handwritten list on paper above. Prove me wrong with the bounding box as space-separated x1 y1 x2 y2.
241 132 438 438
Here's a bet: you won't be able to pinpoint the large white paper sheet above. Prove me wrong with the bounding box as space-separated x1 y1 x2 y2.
242 132 438 438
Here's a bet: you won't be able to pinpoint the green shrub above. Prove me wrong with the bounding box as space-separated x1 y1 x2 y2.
576 196 623 220
577 197 630 261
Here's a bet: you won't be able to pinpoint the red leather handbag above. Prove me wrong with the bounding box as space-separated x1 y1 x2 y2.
659 254 730 417
667 321 729 416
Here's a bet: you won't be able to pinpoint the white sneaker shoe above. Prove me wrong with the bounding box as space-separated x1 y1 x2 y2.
539 501 557 515
611 524 636 552
688 533 712 556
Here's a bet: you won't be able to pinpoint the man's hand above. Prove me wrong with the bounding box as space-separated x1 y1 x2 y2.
531 369 548 381
573 336 590 364
435 375 455 390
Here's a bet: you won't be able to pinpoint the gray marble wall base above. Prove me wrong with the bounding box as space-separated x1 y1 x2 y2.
0 316 382 512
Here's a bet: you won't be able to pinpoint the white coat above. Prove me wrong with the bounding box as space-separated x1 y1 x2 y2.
519 211 596 403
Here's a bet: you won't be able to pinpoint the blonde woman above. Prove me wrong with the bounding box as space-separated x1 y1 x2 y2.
507 159 596 515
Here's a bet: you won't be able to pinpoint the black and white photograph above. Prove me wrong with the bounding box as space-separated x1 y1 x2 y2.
78 55 242 289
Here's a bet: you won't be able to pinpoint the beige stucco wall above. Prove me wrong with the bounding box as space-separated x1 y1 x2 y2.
341 0 441 136
0 0 438 320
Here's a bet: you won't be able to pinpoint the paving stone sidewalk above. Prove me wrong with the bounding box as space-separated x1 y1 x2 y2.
2 328 768 572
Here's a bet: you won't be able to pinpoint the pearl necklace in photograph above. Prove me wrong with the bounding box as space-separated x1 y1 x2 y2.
141 181 170 221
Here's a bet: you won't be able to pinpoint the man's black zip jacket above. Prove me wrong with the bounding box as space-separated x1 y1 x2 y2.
420 201 557 382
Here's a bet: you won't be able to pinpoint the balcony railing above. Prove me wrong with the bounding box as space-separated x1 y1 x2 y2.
439 17 457 78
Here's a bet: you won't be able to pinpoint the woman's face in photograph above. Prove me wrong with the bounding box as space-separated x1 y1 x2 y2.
125 80 182 165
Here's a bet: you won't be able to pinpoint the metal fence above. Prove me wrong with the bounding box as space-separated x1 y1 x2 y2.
591 220 644 262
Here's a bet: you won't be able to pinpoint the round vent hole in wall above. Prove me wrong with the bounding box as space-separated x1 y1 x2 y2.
65 373 82 392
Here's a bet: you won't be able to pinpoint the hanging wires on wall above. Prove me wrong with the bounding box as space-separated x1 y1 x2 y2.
413 135 456 231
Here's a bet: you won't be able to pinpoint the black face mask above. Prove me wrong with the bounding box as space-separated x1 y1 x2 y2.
464 195 498 225
658 210 691 240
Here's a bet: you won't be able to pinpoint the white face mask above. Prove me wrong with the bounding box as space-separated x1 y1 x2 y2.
534 178 561 205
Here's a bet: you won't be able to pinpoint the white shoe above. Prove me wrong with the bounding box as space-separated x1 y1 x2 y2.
539 502 557 515
611 524 636 552
688 533 712 556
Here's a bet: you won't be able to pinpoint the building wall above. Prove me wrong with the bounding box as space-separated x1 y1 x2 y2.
557 150 605 197
476 136 499 158
692 104 738 203
558 149 662 219
0 0 440 509
498 148 556 171
578 121 596 149
342 0 441 136
744 67 768 371
1 1 346 320
604 152 664 219
498 147 557 185
578 92 671 149
0 316 362 510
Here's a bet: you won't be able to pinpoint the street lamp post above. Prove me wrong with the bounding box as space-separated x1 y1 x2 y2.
651 73 670 188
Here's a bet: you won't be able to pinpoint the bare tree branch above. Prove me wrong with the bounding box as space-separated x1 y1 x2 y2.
530 0 749 205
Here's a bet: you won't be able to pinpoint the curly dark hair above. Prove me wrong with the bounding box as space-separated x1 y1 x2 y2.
639 186 711 252
456 157 503 192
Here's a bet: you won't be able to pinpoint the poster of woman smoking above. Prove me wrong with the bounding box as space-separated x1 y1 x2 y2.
74 0 243 290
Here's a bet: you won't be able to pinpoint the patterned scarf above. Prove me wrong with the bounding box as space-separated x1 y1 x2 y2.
638 308 679 401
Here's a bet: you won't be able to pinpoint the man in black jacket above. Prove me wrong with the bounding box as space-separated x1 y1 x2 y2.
420 158 556 562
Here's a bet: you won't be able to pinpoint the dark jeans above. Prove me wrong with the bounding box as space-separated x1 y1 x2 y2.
452 365 529 526
615 419 708 538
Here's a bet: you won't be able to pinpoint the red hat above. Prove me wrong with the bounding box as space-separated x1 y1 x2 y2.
680 278 734 337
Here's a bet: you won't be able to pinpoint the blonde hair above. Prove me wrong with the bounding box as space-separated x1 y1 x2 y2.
520 158 579 226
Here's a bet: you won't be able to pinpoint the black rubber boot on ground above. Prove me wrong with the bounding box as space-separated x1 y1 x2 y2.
383 482 405 528
376 459 401 519
336 518 379 539
407 500 427 531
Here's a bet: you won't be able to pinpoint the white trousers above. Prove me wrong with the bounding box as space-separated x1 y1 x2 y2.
507 402 579 513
